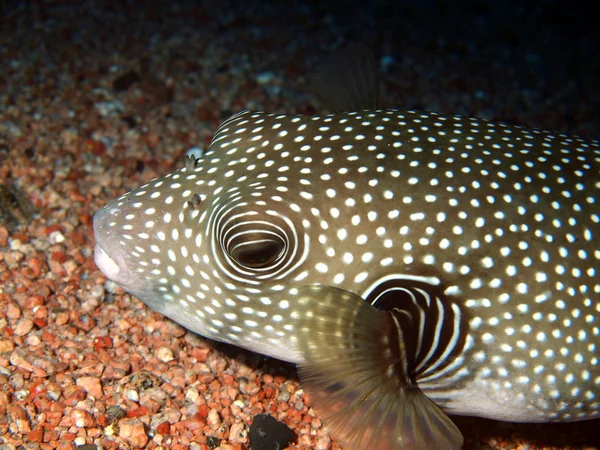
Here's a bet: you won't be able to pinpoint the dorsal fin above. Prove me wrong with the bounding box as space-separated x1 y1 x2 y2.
311 43 379 113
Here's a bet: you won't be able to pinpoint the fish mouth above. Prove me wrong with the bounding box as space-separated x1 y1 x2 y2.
93 238 149 296
94 243 121 281
92 205 138 289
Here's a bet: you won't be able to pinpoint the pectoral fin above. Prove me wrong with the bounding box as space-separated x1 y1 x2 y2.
292 285 463 450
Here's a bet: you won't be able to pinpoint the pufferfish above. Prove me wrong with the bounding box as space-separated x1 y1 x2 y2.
93 45 600 449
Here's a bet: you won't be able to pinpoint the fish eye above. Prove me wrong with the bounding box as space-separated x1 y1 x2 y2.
229 239 283 269
215 209 300 277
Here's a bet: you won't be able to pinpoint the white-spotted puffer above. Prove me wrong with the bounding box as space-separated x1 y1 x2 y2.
93 48 600 450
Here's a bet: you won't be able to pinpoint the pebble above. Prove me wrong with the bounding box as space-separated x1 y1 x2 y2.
277 390 291 402
150 408 182 431
14 389 30 401
229 422 248 444
184 386 200 402
94 100 125 117
315 435 332 450
126 389 140 403
70 408 95 428
248 414 296 450
76 376 103 399
207 355 228 373
6 302 21 320
119 418 149 448
0 340 15 352
9 349 34 372
239 378 261 396
48 231 65 245
156 346 175 362
207 408 221 427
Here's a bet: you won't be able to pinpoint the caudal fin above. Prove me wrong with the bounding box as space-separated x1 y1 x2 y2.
292 285 463 450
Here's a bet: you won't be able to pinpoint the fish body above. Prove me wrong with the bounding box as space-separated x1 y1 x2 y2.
93 48 600 450
94 108 600 447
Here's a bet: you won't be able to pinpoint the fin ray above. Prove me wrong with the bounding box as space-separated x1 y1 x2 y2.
293 285 463 450
311 43 379 113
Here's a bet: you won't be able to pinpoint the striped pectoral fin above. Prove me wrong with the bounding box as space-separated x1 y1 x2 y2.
292 285 463 450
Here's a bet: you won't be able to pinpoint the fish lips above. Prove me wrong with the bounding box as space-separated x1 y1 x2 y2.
93 205 147 294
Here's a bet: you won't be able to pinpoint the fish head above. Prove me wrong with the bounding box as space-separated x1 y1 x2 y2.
94 111 352 358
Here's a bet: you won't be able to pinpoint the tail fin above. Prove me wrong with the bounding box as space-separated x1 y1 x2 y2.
292 285 463 450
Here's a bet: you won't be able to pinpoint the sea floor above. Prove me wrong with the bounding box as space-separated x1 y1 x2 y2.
1 1 599 449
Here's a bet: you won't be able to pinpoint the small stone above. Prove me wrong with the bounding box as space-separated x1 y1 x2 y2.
249 414 296 450
8 403 27 421
185 386 200 402
207 355 228 373
14 389 30 400
315 435 332 450
229 422 248 444
70 408 95 428
150 408 181 432
156 346 174 363
207 408 221 427
156 421 170 435
0 225 8 246
239 378 261 396
76 376 103 398
7 302 21 320
25 335 41 346
119 418 149 448
17 418 32 433
48 230 65 244
277 390 291 402
106 405 126 423
28 427 44 443
182 414 204 431
126 389 140 402
0 339 15 352
10 349 34 372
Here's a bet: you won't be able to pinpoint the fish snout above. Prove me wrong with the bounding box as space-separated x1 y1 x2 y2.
93 204 148 293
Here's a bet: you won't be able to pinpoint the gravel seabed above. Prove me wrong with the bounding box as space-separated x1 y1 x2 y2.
1 0 599 449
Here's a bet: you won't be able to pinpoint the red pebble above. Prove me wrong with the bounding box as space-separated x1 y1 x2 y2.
44 225 63 236
94 336 113 350
156 421 170 435
85 139 106 156
62 433 77 442
33 318 47 328
28 427 44 442
96 413 108 427
127 406 149 418
50 252 69 263
12 232 30 243
181 414 204 431
197 404 209 419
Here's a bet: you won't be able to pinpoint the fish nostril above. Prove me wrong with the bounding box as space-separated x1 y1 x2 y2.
187 193 202 210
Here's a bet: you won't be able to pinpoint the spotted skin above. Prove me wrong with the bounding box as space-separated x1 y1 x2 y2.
94 109 600 428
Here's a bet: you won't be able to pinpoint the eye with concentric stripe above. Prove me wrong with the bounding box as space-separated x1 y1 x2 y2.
212 200 306 282
227 232 285 269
